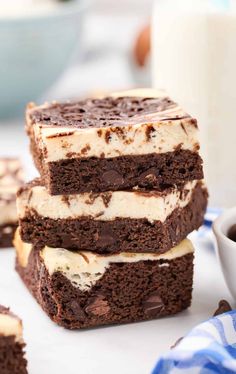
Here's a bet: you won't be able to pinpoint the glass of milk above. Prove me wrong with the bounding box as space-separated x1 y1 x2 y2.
152 0 236 207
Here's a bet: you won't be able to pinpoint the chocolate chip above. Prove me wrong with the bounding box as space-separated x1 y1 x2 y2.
145 125 155 141
85 294 110 317
105 130 112 143
95 227 117 249
68 300 85 321
143 292 165 317
101 170 124 187
213 300 232 316
139 168 158 183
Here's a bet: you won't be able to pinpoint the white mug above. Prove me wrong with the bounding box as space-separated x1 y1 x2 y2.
213 207 236 300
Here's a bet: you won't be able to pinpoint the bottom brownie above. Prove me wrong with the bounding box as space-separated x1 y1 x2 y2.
15 230 194 330
0 306 27 374
0 223 17 248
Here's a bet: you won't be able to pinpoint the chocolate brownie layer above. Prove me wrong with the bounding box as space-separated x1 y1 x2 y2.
26 89 203 194
18 181 207 254
0 305 27 374
0 223 17 248
33 146 203 195
15 233 194 330
0 336 27 374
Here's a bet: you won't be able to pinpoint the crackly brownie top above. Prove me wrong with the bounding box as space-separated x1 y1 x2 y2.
29 96 190 128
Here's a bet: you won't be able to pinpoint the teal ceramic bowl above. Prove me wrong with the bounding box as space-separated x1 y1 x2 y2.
0 0 88 119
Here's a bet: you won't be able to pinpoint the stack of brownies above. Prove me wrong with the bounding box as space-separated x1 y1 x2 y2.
14 88 208 329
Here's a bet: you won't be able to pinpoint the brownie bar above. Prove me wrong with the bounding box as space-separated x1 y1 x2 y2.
18 181 208 254
32 145 203 195
26 89 203 194
0 305 27 374
0 158 24 247
15 232 194 330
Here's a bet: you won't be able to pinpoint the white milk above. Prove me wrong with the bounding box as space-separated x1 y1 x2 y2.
152 0 236 207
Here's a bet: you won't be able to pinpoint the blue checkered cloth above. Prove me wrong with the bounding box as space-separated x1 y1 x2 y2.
152 311 236 374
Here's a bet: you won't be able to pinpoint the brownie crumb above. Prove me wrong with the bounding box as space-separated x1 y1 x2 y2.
213 300 232 316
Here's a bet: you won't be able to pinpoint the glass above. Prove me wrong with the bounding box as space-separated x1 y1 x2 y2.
152 0 236 207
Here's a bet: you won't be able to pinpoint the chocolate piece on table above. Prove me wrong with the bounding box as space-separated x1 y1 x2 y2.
213 300 233 316
17 179 207 254
26 89 203 195
14 229 194 329
0 305 27 373
0 158 24 248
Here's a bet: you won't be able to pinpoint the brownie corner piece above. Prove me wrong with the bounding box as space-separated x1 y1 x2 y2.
0 305 27 373
26 89 203 194
15 229 194 330
0 157 24 248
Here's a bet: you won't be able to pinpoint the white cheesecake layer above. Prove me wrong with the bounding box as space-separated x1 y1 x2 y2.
17 180 198 223
27 89 199 162
14 229 194 292
0 313 22 342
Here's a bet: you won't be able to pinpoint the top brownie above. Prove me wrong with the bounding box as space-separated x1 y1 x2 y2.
26 89 203 194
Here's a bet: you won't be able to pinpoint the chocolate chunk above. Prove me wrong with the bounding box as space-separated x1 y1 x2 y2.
145 125 155 141
139 168 158 183
68 300 85 321
142 292 165 317
101 170 124 187
213 300 232 316
85 294 110 317
95 227 117 249
105 130 112 143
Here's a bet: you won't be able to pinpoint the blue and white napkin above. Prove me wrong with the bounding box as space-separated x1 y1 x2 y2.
152 311 236 374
